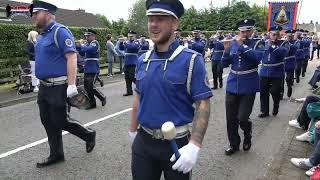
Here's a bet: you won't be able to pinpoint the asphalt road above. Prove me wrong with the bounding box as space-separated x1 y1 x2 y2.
0 61 317 180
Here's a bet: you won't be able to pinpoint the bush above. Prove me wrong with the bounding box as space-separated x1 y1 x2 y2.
0 23 109 81
0 23 110 59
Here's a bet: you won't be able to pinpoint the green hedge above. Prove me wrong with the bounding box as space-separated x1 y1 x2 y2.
0 23 109 80
0 23 110 59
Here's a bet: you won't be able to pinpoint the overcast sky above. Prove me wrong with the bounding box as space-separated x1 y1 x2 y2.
13 0 319 24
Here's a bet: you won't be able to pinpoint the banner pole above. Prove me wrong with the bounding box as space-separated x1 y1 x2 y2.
297 0 303 24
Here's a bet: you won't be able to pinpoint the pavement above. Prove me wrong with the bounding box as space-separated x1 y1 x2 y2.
263 123 314 180
0 61 318 179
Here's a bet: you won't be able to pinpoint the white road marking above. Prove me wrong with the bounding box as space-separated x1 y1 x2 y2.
0 73 230 159
0 108 132 159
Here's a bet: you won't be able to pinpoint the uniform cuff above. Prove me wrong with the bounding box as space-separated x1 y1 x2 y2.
192 91 213 101
134 88 140 95
64 49 77 54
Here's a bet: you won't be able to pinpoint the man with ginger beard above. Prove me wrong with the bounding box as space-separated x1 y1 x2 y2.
128 0 212 179
31 0 96 168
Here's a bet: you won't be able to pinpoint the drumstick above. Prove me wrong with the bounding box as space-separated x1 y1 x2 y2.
161 121 180 159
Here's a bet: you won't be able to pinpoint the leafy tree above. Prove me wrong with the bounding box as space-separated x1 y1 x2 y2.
112 18 128 36
179 1 267 32
127 0 147 36
96 14 112 28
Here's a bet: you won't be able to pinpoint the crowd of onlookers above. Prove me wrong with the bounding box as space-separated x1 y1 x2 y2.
288 95 320 177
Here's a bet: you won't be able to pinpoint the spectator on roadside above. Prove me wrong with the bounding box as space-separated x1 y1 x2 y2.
6 4 11 18
289 96 320 143
26 30 39 92
290 122 320 177
115 35 125 74
289 96 320 130
311 34 319 60
309 65 320 89
106 34 118 77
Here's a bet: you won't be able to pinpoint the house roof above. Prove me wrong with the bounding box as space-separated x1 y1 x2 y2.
297 23 315 32
0 0 105 28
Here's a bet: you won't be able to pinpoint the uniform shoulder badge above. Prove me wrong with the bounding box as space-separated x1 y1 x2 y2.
91 42 97 47
65 39 73 47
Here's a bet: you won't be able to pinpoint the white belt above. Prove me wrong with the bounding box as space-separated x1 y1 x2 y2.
46 76 67 82
85 58 99 61
284 56 295 60
125 53 138 56
141 125 190 139
41 76 67 86
262 62 284 67
230 68 258 75
213 50 224 53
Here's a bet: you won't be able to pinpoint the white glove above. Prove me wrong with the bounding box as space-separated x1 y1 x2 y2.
67 84 78 97
128 131 137 142
170 142 200 174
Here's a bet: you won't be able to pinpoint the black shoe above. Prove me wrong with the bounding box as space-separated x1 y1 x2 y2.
219 83 223 88
211 86 218 90
123 93 133 96
101 97 106 106
258 113 269 118
36 155 65 168
243 142 251 151
100 80 104 87
272 108 279 116
313 85 319 89
85 104 96 110
302 73 305 77
225 146 239 156
296 78 300 83
287 87 292 98
86 129 96 153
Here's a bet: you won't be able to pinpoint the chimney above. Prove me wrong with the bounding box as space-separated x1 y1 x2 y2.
76 8 85 13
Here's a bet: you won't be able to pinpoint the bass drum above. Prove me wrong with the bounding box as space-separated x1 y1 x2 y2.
67 87 91 109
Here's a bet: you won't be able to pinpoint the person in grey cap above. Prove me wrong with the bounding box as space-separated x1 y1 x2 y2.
129 0 212 179
31 0 96 168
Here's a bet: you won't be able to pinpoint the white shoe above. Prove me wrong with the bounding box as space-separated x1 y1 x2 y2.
295 97 306 103
306 166 320 176
289 119 302 129
296 132 311 142
290 158 312 170
33 87 39 93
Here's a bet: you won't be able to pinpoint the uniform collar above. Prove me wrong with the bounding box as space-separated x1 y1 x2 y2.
42 21 57 33
153 40 180 54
